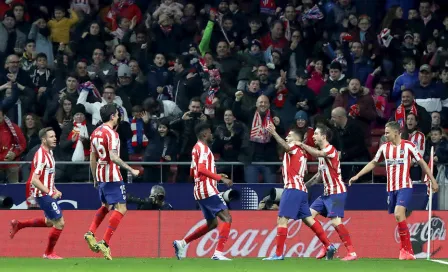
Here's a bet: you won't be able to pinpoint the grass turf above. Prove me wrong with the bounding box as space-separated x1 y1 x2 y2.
0 258 447 272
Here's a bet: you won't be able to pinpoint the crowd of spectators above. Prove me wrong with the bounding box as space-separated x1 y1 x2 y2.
0 0 448 184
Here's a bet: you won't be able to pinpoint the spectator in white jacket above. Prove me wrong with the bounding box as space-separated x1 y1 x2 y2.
77 84 129 125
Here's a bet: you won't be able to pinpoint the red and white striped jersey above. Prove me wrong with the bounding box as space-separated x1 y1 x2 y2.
27 146 56 198
191 141 219 200
90 124 123 182
318 144 346 195
283 144 308 192
374 140 422 192
408 131 425 159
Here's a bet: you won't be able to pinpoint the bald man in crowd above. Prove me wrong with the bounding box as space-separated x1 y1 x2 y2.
331 107 371 181
232 93 284 183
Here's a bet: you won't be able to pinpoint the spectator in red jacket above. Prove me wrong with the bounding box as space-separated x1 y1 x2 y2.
306 59 326 95
0 106 26 183
260 20 288 51
102 0 142 31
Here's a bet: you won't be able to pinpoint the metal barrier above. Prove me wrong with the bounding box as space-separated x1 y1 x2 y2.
0 160 377 184
0 160 444 185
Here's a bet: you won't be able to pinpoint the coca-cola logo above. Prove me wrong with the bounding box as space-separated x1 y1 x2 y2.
182 218 351 257
394 217 446 244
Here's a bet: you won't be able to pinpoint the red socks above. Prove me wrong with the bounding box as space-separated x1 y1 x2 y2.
185 224 210 244
275 227 288 256
103 211 124 245
310 221 331 248
18 218 47 230
45 227 62 255
216 222 231 252
335 224 355 253
89 206 109 234
398 221 413 253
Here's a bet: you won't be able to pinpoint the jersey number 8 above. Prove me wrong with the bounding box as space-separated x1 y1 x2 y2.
92 137 107 159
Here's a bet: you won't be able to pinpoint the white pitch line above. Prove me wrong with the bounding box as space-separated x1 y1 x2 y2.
430 260 448 265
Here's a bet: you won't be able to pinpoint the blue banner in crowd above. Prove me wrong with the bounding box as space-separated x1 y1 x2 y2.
0 183 434 211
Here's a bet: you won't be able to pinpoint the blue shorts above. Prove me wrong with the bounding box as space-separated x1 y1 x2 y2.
197 194 228 220
278 189 311 220
310 192 347 218
98 181 127 205
387 188 413 214
36 195 62 220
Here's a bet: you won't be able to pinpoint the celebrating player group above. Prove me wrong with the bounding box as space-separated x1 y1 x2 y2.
8 100 438 262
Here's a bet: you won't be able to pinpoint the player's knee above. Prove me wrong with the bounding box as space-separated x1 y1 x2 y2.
277 217 288 227
224 214 232 223
44 218 52 227
330 218 342 228
208 219 218 230
116 204 127 215
54 218 65 229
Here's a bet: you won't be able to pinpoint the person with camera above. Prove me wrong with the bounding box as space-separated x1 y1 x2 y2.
127 185 173 210
170 97 209 182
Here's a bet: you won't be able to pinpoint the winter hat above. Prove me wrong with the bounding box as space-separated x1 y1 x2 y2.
73 104 86 116
118 64 132 77
295 110 309 122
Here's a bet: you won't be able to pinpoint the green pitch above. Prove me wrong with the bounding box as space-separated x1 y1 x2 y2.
0 258 447 272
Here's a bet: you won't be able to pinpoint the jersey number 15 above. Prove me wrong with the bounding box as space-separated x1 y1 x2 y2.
92 137 107 159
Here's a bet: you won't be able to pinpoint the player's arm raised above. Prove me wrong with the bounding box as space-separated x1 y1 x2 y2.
90 151 98 187
109 150 140 176
298 143 327 158
266 123 291 152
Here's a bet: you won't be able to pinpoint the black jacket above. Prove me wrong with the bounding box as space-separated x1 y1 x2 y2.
143 123 178 162
232 101 284 163
337 118 370 161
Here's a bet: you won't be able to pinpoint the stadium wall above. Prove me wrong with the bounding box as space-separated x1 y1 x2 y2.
0 211 446 258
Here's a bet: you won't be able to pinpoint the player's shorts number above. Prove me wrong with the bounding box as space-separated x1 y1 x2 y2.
120 185 126 200
218 194 227 206
51 202 58 211
92 137 107 159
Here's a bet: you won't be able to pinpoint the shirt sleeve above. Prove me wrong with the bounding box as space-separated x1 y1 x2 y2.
198 145 209 165
373 144 385 163
33 151 45 176
107 131 120 151
324 146 336 158
288 143 298 154
408 143 422 162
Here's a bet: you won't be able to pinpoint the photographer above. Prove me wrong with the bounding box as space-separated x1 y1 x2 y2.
127 185 173 210
170 97 210 182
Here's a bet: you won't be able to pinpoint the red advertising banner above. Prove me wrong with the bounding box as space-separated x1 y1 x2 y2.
0 211 446 258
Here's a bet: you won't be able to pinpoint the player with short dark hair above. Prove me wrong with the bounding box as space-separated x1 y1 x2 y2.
9 127 64 259
262 124 337 260
350 121 438 260
173 122 234 261
298 125 358 261
84 104 140 260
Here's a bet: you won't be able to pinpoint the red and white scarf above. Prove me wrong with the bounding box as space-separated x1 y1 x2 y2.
395 102 418 128
68 121 89 156
205 87 219 115
4 116 23 153
131 118 148 147
250 110 272 143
